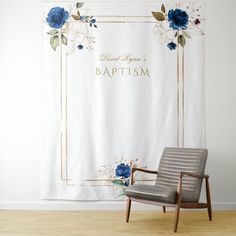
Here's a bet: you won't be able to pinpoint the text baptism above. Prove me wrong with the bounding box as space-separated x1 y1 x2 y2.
95 67 150 78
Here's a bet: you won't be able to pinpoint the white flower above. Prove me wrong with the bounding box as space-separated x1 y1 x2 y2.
188 24 204 36
66 22 91 54
67 22 89 42
166 30 176 41
66 41 76 55
153 24 167 44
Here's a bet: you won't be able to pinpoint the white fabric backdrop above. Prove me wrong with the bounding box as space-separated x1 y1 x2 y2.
41 1 205 200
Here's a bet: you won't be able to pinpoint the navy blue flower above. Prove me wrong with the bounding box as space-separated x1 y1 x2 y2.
115 163 131 178
46 7 69 29
167 42 177 50
168 9 189 30
77 44 83 50
89 18 97 28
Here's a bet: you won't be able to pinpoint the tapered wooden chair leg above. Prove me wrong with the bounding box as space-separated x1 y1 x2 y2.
126 198 131 223
162 206 166 213
173 204 180 232
206 178 212 221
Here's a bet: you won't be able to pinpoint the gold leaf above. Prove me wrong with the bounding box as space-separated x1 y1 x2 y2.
72 14 80 20
152 11 165 21
161 4 166 13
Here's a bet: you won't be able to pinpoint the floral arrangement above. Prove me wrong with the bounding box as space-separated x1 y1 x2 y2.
152 2 204 50
98 156 145 198
45 2 97 53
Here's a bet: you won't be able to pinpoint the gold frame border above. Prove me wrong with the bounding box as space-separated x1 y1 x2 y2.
59 15 184 186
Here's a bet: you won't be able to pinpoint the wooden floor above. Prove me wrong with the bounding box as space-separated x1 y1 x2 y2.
0 211 236 236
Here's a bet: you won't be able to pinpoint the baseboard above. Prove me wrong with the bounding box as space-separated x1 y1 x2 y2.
211 202 236 211
0 201 155 211
0 201 236 211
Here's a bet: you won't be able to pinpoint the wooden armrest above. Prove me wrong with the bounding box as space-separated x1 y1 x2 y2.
132 167 158 175
130 167 158 185
176 171 209 196
180 171 209 179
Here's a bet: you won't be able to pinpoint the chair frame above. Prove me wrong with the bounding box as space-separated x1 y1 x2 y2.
126 167 212 232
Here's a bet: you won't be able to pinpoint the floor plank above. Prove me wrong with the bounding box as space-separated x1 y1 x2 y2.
0 211 235 236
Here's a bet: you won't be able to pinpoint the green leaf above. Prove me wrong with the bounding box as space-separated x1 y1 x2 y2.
161 4 166 13
50 35 59 51
182 31 192 38
118 188 126 197
72 14 80 20
77 10 80 18
76 2 84 8
61 34 68 45
178 35 186 47
112 180 124 186
152 11 165 21
47 29 59 35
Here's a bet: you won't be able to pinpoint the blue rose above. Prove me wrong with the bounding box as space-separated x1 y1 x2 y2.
46 7 69 29
167 42 177 50
115 163 131 178
168 9 189 30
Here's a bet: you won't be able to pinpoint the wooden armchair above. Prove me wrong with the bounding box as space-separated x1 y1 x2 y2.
125 147 212 232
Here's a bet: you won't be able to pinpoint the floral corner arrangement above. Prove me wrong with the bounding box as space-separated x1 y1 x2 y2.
98 157 146 198
152 2 204 50
45 2 97 53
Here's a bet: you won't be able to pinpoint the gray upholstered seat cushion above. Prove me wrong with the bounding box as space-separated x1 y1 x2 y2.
125 185 176 203
125 184 198 203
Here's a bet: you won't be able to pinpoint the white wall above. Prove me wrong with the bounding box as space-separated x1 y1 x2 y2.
205 0 236 209
0 0 235 210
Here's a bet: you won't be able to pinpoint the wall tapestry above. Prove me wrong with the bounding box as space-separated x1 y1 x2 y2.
41 0 205 200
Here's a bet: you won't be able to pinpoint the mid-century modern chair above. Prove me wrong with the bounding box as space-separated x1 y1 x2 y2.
125 147 212 232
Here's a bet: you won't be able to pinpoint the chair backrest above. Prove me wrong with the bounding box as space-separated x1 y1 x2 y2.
156 147 208 202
